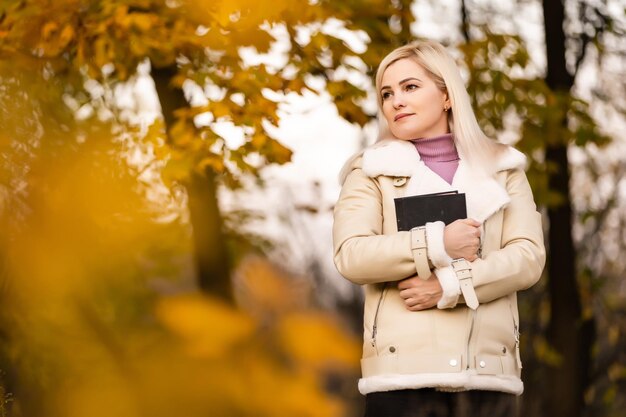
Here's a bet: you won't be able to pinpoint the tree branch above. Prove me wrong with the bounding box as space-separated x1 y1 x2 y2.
460 0 470 42
573 4 610 76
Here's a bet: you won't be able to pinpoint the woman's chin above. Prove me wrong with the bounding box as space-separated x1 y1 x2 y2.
391 133 415 141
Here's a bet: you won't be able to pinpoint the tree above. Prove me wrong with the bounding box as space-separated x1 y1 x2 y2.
0 1 413 414
0 0 415 302
457 1 624 416
541 2 624 416
542 3 593 416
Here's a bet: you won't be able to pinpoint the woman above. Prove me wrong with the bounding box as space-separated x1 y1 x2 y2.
332 40 546 417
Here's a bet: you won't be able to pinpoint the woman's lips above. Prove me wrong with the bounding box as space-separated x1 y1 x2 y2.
394 113 413 121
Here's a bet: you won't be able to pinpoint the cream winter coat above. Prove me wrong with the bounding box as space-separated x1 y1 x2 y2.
333 139 545 395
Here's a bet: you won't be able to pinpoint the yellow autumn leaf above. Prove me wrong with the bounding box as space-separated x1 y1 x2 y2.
276 312 360 370
93 37 110 69
266 137 292 164
156 293 255 358
233 256 309 316
286 77 306 92
57 371 137 417
208 100 233 119
115 62 128 80
129 35 149 56
250 133 267 149
59 24 75 46
113 4 130 27
161 155 191 186
212 2 234 29
196 154 225 174
275 373 345 417
232 351 345 417
127 13 155 31
41 21 59 39
169 118 195 147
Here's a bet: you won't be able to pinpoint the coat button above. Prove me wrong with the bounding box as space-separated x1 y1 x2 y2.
502 347 507 354
449 359 457 367
393 177 407 186
389 346 396 353
479 360 486 368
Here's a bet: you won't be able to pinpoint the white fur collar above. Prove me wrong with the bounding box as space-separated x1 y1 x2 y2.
362 139 526 176
361 139 527 222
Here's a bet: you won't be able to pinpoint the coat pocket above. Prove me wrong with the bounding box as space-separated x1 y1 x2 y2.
473 297 516 355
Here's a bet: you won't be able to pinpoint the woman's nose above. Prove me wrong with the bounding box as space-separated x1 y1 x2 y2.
392 94 405 109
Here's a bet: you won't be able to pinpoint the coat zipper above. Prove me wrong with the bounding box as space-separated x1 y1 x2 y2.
371 283 388 350
514 323 522 369
509 297 523 369
478 222 484 259
466 309 476 369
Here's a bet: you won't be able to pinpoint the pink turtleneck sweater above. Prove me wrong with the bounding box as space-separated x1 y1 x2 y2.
410 133 460 185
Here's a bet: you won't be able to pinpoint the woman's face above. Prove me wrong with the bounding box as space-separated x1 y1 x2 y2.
380 58 450 140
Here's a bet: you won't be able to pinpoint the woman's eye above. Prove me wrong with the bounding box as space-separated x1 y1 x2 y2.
405 84 418 91
381 91 392 100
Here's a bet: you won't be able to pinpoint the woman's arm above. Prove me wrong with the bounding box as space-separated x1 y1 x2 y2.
395 169 545 309
468 168 546 303
333 166 418 285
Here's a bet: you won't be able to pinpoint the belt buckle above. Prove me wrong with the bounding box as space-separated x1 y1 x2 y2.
451 258 470 270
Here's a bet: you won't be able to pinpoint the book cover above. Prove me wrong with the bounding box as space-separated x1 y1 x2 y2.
394 191 467 231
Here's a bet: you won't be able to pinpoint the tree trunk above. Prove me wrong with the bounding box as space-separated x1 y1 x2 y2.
151 65 233 302
541 2 594 416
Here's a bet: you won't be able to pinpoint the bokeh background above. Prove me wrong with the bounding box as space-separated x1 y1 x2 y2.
1 1 625 416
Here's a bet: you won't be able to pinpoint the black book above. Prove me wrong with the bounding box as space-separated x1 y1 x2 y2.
394 191 467 232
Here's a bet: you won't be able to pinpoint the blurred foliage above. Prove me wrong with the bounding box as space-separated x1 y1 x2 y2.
0 0 413 189
0 100 360 415
455 7 625 417
459 31 611 208
0 2 371 412
0 0 415 304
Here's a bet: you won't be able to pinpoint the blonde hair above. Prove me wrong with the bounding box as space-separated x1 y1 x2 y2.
374 40 506 175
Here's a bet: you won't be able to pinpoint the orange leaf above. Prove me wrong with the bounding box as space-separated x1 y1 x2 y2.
155 293 255 358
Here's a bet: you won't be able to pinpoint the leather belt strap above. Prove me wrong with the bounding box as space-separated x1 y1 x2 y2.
410 227 431 280
452 258 479 309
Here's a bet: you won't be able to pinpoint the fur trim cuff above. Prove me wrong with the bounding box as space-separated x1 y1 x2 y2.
425 221 453 268
435 266 461 309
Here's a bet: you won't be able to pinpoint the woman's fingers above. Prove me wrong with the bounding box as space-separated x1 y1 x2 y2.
463 218 482 228
398 276 418 290
444 219 482 259
403 296 425 310
398 275 442 311
398 288 411 299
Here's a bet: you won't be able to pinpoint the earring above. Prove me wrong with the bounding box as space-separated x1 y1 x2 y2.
444 105 449 112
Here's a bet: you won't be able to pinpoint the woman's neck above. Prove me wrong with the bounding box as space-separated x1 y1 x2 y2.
409 133 459 184
410 133 458 162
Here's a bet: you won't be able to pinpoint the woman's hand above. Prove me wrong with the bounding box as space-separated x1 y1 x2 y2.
443 218 481 261
398 274 442 311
